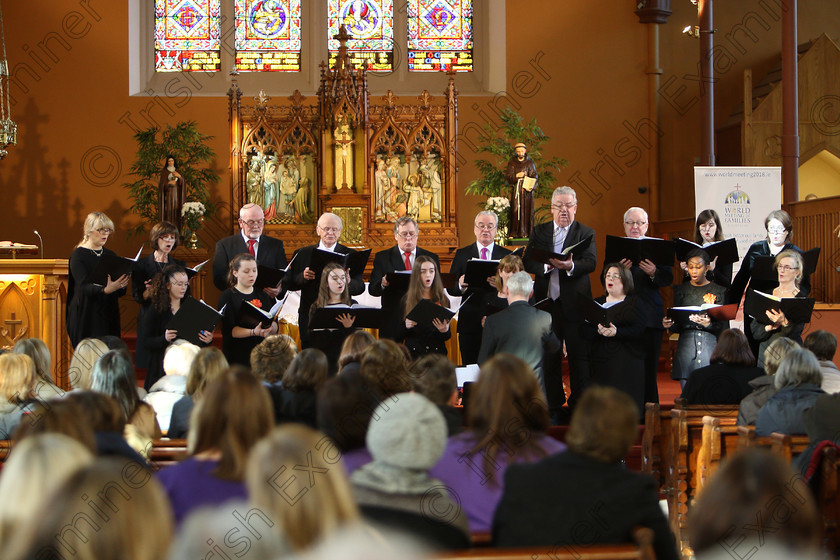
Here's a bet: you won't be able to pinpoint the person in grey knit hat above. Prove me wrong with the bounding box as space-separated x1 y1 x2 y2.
351 392 470 548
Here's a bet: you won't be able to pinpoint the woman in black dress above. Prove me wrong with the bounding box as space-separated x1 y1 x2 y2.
307 262 358 375
396 255 451 360
132 222 184 370
582 263 645 413
141 264 212 390
218 253 279 366
67 212 129 348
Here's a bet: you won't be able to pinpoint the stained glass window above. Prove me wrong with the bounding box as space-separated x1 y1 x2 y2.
407 0 473 72
154 0 221 72
328 0 394 72
235 0 302 71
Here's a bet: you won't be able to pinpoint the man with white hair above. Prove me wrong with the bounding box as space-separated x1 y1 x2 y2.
285 212 365 347
212 203 288 295
478 271 553 383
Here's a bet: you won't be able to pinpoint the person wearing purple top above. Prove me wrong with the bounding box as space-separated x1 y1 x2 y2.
157 368 273 526
428 354 565 533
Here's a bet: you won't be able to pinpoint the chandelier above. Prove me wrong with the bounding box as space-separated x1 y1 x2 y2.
0 0 16 159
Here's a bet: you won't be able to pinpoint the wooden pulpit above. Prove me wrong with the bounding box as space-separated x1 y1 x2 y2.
0 259 71 390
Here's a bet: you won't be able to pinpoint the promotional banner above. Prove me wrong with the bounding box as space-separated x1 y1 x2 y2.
694 166 782 275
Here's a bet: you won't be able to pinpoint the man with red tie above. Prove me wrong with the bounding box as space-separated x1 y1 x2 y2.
212 203 288 295
369 217 439 340
449 211 512 364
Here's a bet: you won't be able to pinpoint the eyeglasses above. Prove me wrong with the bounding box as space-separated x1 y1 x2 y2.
475 223 497 231
170 281 189 288
777 265 799 272
767 227 787 234
551 203 577 210
604 273 622 280
96 228 114 235
319 226 341 233
397 231 418 239
624 221 647 227
241 219 265 227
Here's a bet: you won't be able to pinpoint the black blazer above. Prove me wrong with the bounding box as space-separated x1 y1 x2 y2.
212 234 288 291
525 220 597 321
449 243 511 331
477 300 553 378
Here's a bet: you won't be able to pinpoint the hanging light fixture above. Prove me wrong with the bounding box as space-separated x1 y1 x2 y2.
0 0 16 159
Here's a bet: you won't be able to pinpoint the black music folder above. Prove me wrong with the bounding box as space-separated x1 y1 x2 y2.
674 237 739 264
744 290 815 325
603 235 675 267
185 259 209 279
253 254 296 292
666 304 737 328
464 259 501 291
752 247 821 282
309 305 382 330
406 295 471 325
384 270 413 292
527 235 593 265
89 248 143 286
236 296 286 329
309 248 372 277
166 298 223 346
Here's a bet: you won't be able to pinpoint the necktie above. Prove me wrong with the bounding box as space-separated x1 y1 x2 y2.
549 227 567 300
247 239 256 257
404 252 412 270
481 247 489 260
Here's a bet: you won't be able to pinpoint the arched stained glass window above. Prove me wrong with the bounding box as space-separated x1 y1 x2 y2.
235 0 302 71
407 0 473 72
327 0 394 72
154 0 222 72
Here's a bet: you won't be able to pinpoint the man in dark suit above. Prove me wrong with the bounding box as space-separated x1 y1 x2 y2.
615 207 673 405
492 386 679 560
525 186 596 413
212 203 287 295
284 212 365 348
368 216 439 340
449 211 511 365
478 272 553 383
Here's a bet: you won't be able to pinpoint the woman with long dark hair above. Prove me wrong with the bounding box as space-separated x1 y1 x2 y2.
307 262 358 374
395 255 451 360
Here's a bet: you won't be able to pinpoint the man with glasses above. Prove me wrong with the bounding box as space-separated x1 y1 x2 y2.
449 210 512 364
525 186 596 416
212 203 288 294
614 206 673 405
285 212 365 348
369 217 440 340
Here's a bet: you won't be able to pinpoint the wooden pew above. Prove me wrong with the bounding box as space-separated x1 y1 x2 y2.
816 445 840 556
0 439 10 463
641 401 675 491
695 415 741 496
149 438 188 469
770 432 812 463
437 527 655 560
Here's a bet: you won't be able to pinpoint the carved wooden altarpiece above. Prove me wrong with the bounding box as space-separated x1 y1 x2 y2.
227 27 461 268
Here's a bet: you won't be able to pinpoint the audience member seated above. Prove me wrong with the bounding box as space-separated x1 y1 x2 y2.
429 353 564 533
12 399 97 453
270 348 328 427
168 346 229 439
0 353 40 439
359 339 414 399
67 337 109 390
6 459 174 560
681 328 763 405
144 341 199 433
756 348 825 436
90 349 162 456
688 449 820 560
410 354 462 435
12 338 63 399
351 392 470 550
337 330 377 376
803 329 840 394
803 391 840 444
63 391 147 465
317 369 381 475
492 386 679 560
737 337 798 425
250 334 298 389
247 424 362 553
157 367 273 526
0 433 93 545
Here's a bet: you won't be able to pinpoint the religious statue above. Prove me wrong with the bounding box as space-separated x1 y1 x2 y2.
246 155 265 208
374 158 388 219
504 142 538 238
263 158 279 221
158 155 186 231
334 120 354 190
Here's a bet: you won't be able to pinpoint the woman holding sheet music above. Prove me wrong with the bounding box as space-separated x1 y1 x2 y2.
481 254 527 326
678 209 733 287
749 250 807 369
396 255 452 360
218 254 279 366
67 212 129 348
132 222 184 371
141 265 212 390
581 264 645 413
308 262 358 375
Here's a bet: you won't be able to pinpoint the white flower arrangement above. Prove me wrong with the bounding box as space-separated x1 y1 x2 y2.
181 201 206 233
485 196 511 228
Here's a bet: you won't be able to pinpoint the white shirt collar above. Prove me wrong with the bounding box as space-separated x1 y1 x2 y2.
476 241 494 255
318 241 337 252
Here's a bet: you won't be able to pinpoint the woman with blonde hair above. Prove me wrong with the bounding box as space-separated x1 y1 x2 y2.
247 424 361 552
168 346 229 439
68 337 109 390
0 353 39 440
67 211 129 348
7 458 174 560
12 338 63 399
0 433 94 545
157 367 273 525
429 353 565 532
